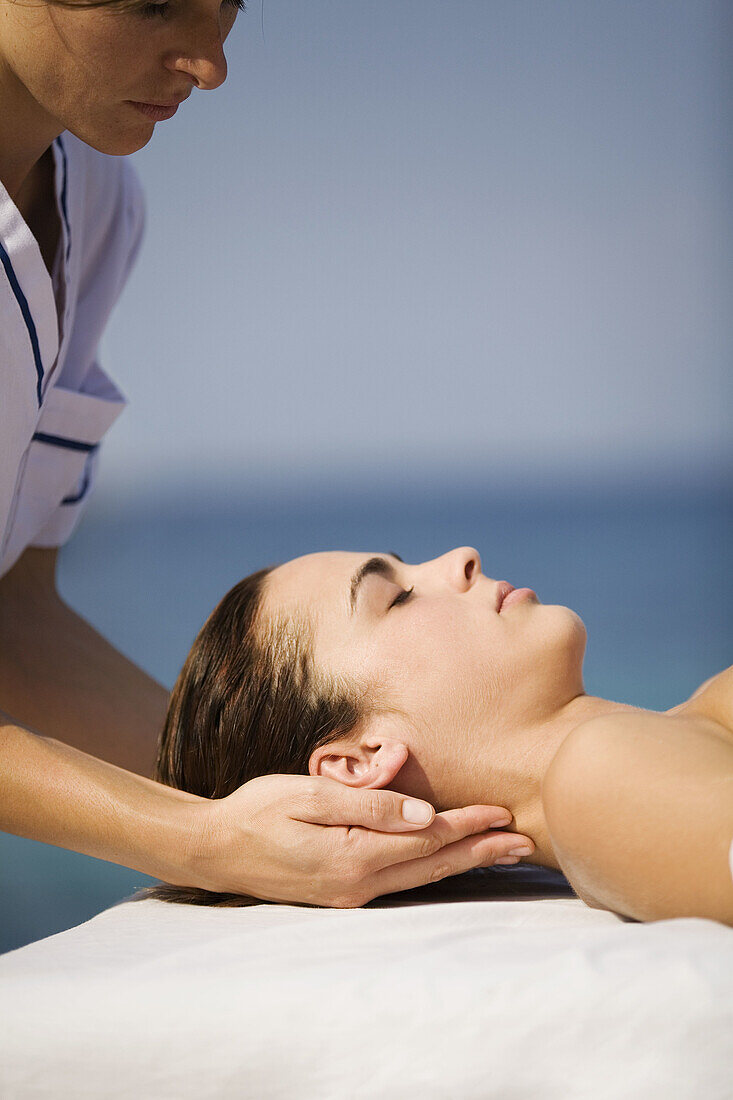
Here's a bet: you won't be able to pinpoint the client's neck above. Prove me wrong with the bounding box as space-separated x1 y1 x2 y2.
473 694 648 871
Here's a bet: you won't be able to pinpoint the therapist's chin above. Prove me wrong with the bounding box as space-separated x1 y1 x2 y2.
76 115 156 157
105 128 155 156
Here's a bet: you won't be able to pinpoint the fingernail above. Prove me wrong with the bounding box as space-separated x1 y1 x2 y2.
489 816 512 828
402 799 433 824
508 846 533 856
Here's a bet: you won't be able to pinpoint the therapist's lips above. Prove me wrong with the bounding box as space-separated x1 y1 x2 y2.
496 582 537 612
128 101 181 121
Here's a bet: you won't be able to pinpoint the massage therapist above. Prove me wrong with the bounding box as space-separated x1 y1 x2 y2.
0 0 534 908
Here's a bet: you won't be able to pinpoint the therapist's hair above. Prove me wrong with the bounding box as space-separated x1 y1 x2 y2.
139 565 369 908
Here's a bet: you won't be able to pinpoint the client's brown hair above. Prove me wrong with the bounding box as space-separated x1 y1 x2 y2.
140 566 367 907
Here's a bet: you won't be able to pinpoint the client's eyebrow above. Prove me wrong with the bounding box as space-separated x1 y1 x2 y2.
349 553 404 615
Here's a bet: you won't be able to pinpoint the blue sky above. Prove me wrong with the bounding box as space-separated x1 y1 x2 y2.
98 0 732 500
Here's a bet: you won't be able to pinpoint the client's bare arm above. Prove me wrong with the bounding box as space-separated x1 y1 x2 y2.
543 713 733 925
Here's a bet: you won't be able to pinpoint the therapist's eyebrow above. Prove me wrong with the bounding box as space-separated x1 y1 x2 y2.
349 553 404 615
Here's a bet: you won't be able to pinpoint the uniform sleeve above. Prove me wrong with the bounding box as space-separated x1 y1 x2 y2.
30 162 146 550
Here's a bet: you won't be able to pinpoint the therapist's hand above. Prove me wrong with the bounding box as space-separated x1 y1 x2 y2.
184 773 535 907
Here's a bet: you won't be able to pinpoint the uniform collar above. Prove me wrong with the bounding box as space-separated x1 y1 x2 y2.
0 134 72 407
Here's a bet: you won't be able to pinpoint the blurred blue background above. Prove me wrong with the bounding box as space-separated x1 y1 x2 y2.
2 0 731 953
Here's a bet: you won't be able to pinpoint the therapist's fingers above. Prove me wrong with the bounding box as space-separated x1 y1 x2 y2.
340 805 531 878
291 776 511 835
356 829 535 906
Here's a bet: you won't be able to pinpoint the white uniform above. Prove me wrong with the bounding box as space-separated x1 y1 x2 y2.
0 131 145 578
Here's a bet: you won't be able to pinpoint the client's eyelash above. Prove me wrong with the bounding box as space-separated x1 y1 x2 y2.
389 586 414 609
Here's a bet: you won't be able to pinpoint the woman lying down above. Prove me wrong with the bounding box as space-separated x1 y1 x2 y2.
147 547 733 925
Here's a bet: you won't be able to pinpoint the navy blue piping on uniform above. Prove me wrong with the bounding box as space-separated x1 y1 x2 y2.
29 433 98 506
55 136 72 267
61 456 93 506
0 241 45 406
32 431 98 454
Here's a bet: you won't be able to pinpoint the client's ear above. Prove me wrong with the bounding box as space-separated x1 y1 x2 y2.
308 717 409 790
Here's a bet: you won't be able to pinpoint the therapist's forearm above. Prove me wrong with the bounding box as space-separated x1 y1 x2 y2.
0 548 167 777
0 715 205 884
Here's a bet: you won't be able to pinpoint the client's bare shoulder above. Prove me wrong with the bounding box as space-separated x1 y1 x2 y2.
541 679 733 924
667 662 733 741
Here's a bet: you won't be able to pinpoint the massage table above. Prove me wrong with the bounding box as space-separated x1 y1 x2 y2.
1 864 731 1098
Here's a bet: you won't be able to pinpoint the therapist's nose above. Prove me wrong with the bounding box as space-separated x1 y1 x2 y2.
435 547 482 591
165 18 229 91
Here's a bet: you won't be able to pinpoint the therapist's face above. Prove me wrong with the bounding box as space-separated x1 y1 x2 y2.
262 548 587 807
0 0 240 154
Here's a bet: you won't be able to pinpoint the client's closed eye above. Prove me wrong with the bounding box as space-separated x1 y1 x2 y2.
389 586 414 609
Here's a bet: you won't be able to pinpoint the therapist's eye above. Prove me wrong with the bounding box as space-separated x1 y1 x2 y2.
138 0 246 17
389 586 414 609
138 0 175 17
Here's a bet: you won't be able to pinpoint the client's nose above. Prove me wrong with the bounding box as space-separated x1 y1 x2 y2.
444 546 482 590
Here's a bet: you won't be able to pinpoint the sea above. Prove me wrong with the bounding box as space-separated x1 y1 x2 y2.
1 475 731 953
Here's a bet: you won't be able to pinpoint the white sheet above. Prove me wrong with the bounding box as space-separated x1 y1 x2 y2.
1 866 731 1099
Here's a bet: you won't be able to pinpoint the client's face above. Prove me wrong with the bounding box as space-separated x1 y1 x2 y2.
263 547 586 805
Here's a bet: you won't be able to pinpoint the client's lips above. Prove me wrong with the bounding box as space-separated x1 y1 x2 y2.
495 582 515 612
496 582 538 611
